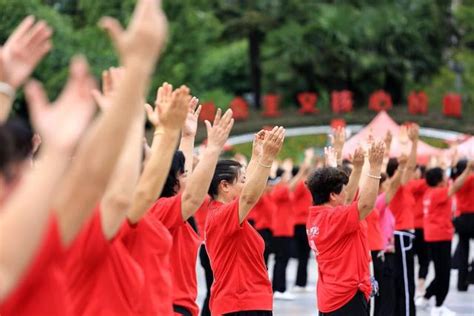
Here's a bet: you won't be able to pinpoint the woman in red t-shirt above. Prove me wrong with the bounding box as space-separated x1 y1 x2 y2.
205 127 285 316
416 163 473 315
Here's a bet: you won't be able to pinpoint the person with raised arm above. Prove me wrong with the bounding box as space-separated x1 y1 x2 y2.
306 140 385 316
0 16 52 122
0 56 97 316
205 126 285 316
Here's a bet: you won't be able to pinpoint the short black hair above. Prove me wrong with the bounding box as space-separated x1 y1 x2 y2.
0 124 14 179
208 160 242 199
386 158 399 178
4 118 33 163
307 167 349 205
425 167 444 187
417 165 426 178
451 159 467 180
160 151 185 198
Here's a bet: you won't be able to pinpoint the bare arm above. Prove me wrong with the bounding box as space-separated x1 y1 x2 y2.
401 125 418 185
344 146 364 204
181 109 234 220
385 155 408 204
0 57 96 300
358 141 385 220
179 96 200 175
54 0 168 245
239 127 285 223
448 161 473 197
127 85 188 224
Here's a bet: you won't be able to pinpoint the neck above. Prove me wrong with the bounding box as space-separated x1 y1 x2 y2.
215 194 232 205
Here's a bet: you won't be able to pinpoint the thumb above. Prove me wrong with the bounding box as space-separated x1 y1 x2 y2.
99 17 124 48
144 103 155 121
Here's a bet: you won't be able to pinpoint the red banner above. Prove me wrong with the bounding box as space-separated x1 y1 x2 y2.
230 97 249 120
369 90 392 111
331 90 353 113
407 91 428 115
443 93 462 118
262 94 281 117
297 92 318 114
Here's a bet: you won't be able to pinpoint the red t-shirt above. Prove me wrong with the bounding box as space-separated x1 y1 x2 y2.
149 195 201 316
194 196 211 237
407 179 429 229
366 208 384 251
121 211 174 315
456 175 474 214
293 180 313 225
253 192 276 231
389 185 415 230
271 184 295 237
64 209 145 316
307 202 371 313
205 199 273 315
423 187 454 242
0 217 69 316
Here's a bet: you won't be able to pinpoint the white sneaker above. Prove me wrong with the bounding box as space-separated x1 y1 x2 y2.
273 291 296 301
431 306 456 316
415 296 430 309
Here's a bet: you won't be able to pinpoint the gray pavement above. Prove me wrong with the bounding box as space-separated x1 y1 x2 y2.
196 252 474 315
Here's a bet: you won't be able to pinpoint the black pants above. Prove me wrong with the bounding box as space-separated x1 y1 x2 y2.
371 251 385 316
414 228 430 280
424 241 451 307
257 228 273 268
199 245 213 316
224 311 272 316
272 236 292 293
454 213 474 291
394 231 416 316
374 252 396 316
294 224 311 287
319 291 369 316
174 305 192 316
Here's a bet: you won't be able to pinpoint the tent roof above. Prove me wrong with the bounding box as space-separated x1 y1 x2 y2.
457 136 474 159
342 111 441 163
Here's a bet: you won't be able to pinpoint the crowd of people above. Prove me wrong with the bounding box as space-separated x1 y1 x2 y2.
0 1 472 316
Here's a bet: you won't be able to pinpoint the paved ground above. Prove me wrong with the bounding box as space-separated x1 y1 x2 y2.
196 252 474 315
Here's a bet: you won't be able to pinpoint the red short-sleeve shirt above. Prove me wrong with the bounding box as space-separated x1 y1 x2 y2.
366 208 384 251
194 196 211 237
389 185 415 230
149 195 202 316
64 209 145 316
407 179 429 229
253 192 276 231
293 180 313 225
306 202 371 313
271 184 295 237
0 217 69 316
423 187 454 242
205 199 273 315
456 175 474 214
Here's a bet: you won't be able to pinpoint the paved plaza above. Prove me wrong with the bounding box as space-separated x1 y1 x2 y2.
196 251 474 315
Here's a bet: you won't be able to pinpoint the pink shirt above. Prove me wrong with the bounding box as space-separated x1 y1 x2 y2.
376 193 395 252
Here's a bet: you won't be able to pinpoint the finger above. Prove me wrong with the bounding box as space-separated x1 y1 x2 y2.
204 120 212 136
189 97 199 112
25 20 52 49
144 103 155 121
156 85 163 104
91 89 105 108
29 40 52 65
194 104 202 118
224 118 234 134
25 80 49 121
213 108 222 126
6 15 35 45
102 69 112 96
221 109 233 126
99 17 124 48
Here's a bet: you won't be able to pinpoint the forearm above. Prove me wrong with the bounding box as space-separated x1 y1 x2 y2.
127 129 180 223
101 115 144 239
0 146 69 299
54 63 150 245
344 166 362 204
449 168 471 196
181 146 220 220
358 165 382 219
0 93 13 123
179 136 195 175
239 161 271 223
402 141 417 184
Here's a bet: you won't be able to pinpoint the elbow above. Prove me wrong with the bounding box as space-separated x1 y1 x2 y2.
104 194 132 214
357 201 374 216
181 192 204 217
133 189 156 210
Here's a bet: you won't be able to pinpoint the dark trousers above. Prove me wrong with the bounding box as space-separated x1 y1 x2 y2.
414 228 430 279
224 311 272 316
371 251 387 316
319 291 369 316
454 213 474 291
424 241 451 306
272 236 292 293
174 305 192 316
374 252 396 316
294 224 311 287
257 228 273 268
394 231 416 316
199 245 213 316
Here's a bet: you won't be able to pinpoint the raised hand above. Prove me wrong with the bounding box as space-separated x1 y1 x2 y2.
399 125 409 144
282 158 293 174
25 56 97 151
145 82 171 127
367 141 386 168
261 126 285 164
398 154 408 167
91 67 124 111
352 146 365 168
324 146 337 168
252 129 266 158
0 16 52 89
408 124 419 142
182 95 201 138
330 127 345 150
204 108 234 151
157 85 190 131
99 0 168 67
